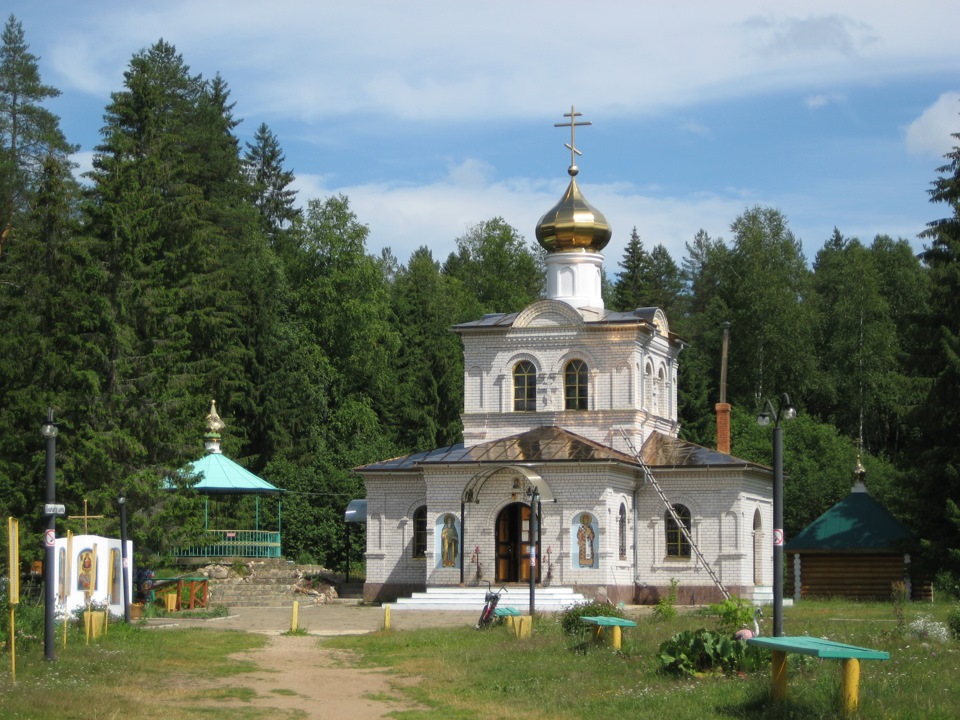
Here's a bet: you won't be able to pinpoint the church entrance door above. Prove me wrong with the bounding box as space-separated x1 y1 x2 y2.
495 502 540 583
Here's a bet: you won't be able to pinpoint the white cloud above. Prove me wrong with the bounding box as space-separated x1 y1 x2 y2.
741 14 874 58
804 93 845 109
905 92 960 158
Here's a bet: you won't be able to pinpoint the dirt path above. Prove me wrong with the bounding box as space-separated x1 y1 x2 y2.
206 634 425 719
152 604 479 719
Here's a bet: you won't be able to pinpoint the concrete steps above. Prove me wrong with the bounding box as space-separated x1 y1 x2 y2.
201 559 338 608
389 586 587 612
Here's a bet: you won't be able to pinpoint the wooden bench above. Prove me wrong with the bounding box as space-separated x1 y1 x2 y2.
579 616 637 650
747 636 889 716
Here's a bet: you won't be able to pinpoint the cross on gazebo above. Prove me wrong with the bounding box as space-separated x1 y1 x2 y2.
69 499 105 534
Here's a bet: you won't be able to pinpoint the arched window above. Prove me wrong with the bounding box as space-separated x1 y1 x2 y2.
513 361 537 411
643 362 653 410
412 506 427 558
656 366 666 415
665 504 691 559
618 503 627 560
565 359 588 410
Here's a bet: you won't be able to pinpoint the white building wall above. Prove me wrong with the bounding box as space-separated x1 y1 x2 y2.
459 301 681 450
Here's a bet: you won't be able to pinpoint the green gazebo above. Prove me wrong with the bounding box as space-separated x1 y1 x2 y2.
172 401 284 559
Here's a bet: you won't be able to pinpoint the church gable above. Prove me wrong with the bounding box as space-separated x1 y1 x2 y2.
513 299 585 328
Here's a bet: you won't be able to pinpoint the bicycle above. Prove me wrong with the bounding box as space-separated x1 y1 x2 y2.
476 582 507 629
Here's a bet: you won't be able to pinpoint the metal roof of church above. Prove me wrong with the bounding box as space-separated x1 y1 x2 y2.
785 488 914 552
182 453 283 495
355 427 762 473
452 306 662 330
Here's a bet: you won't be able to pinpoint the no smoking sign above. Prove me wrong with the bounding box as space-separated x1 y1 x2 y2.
45 529 56 547
773 529 784 546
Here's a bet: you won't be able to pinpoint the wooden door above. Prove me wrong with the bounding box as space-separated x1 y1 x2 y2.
496 502 540 583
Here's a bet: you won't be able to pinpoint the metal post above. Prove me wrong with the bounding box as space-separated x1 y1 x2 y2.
459 501 465 586
529 488 539 615
773 424 784 637
119 496 131 623
42 408 57 661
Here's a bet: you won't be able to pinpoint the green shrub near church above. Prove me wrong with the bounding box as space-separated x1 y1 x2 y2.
558 600 627 635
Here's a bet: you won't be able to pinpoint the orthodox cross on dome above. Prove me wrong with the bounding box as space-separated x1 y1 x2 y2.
554 105 592 176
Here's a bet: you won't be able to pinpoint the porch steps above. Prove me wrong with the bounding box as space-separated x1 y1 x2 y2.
390 586 588 612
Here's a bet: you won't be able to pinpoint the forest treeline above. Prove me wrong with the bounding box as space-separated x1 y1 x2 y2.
2 19 959 584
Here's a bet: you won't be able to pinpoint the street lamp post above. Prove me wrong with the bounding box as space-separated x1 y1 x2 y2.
40 408 59 661
118 494 131 623
529 487 540 616
758 394 796 638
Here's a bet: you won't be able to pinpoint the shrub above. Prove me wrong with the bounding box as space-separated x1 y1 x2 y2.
559 600 626 636
947 605 960 641
708 595 756 635
658 628 769 676
653 578 679 621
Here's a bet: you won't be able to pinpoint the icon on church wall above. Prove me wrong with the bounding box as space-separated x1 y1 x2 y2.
77 548 95 591
111 548 122 601
436 514 460 569
57 547 66 601
573 513 597 568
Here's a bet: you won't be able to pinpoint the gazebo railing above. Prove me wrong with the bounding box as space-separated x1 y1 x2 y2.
172 529 282 559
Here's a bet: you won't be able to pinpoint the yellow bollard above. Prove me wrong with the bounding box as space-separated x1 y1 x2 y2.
772 650 788 702
291 601 299 632
841 658 861 716
611 625 622 650
383 604 391 630
515 615 532 639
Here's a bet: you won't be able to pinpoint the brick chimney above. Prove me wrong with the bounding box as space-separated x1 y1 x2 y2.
716 321 731 454
715 402 731 454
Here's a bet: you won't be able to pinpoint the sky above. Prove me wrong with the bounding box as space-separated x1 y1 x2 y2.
7 1 960 271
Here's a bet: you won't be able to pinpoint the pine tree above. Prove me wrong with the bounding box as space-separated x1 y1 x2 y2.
80 41 265 553
909 108 960 577
0 14 76 249
611 227 651 311
243 122 300 238
391 246 480 450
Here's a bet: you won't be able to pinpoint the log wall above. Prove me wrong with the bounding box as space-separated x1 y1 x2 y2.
787 553 930 601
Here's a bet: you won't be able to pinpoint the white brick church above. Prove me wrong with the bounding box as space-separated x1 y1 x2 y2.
356 110 774 606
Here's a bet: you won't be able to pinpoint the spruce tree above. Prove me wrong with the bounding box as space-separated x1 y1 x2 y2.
611 227 651 311
0 14 76 248
910 109 960 577
243 122 300 239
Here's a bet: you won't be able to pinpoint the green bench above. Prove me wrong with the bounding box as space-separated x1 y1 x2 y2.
494 606 521 617
579 616 637 649
747 636 890 716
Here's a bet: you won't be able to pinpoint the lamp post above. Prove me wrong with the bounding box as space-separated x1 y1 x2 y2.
528 486 540 616
40 408 59 661
757 394 796 637
118 494 131 623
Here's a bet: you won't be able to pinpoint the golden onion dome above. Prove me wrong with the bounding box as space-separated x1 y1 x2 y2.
535 167 612 253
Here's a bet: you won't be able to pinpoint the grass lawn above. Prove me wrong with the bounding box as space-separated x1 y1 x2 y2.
0 619 266 720
326 599 960 720
1 599 958 719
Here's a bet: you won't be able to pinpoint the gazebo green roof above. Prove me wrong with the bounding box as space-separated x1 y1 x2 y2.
785 488 913 552
184 453 282 495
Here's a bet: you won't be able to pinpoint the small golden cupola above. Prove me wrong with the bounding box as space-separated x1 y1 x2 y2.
536 106 610 310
